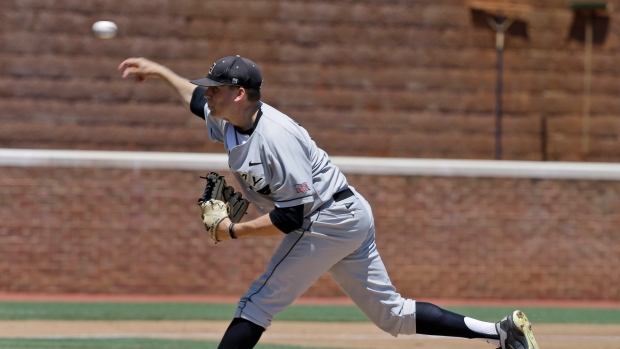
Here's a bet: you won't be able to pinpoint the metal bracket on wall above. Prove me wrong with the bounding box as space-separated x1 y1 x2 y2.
467 1 531 160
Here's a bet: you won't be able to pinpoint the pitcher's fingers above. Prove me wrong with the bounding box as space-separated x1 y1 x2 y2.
118 58 139 71
121 67 136 78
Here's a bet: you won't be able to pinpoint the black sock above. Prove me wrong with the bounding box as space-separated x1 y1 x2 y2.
416 302 497 340
217 317 265 349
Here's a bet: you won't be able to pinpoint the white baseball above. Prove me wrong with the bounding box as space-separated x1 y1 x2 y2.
92 21 118 39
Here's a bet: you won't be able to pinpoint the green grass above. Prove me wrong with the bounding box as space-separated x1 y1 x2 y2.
0 301 617 324
0 302 617 349
0 302 238 321
0 338 335 349
0 338 216 349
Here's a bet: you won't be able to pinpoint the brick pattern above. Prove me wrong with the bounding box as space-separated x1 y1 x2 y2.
1 1 619 301
0 167 618 300
1 1 620 160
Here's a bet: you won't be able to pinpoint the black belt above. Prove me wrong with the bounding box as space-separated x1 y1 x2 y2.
333 188 354 202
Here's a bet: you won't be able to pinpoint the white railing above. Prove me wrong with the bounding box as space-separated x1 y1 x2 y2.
1 148 620 180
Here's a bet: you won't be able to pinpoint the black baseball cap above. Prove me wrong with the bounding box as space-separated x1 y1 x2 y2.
191 55 263 90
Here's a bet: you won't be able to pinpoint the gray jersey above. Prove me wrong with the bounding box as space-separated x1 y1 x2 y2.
202 99 416 337
204 102 348 217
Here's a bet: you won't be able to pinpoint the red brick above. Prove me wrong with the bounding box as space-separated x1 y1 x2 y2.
0 1 619 167
0 97 189 125
1 167 618 299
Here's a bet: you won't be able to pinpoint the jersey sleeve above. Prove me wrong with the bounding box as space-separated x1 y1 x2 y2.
269 204 305 233
261 132 315 208
189 87 207 119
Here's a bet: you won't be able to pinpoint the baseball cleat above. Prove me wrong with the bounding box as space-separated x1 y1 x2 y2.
496 310 539 349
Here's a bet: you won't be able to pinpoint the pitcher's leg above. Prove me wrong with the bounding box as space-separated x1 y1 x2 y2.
416 302 499 343
418 307 540 349
330 240 505 345
217 318 265 349
235 226 366 329
327 197 500 341
328 228 416 336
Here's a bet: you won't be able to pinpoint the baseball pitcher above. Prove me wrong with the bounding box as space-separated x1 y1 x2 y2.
119 55 539 349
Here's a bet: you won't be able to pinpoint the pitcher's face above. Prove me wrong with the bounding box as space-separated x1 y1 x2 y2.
204 85 241 120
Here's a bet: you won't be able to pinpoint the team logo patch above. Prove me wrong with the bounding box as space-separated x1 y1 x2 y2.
295 182 310 193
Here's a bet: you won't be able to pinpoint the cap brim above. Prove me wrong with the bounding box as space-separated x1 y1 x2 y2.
190 77 228 87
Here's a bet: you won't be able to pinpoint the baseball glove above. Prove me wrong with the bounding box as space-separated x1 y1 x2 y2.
223 186 250 223
200 199 228 242
197 172 249 242
197 172 228 204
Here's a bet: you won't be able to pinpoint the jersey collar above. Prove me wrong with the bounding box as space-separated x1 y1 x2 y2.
234 103 262 135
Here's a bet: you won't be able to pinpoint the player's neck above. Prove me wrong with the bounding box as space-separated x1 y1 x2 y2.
236 104 260 132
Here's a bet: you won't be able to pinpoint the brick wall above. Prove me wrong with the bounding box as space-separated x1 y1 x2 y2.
1 1 619 301
1 166 617 301
1 0 620 160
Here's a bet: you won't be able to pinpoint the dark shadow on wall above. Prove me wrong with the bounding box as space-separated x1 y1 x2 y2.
568 11 610 44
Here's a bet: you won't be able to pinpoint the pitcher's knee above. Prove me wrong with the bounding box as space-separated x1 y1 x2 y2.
371 299 416 337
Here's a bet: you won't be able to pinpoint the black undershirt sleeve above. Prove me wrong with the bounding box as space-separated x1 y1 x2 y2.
269 204 305 234
189 86 207 119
